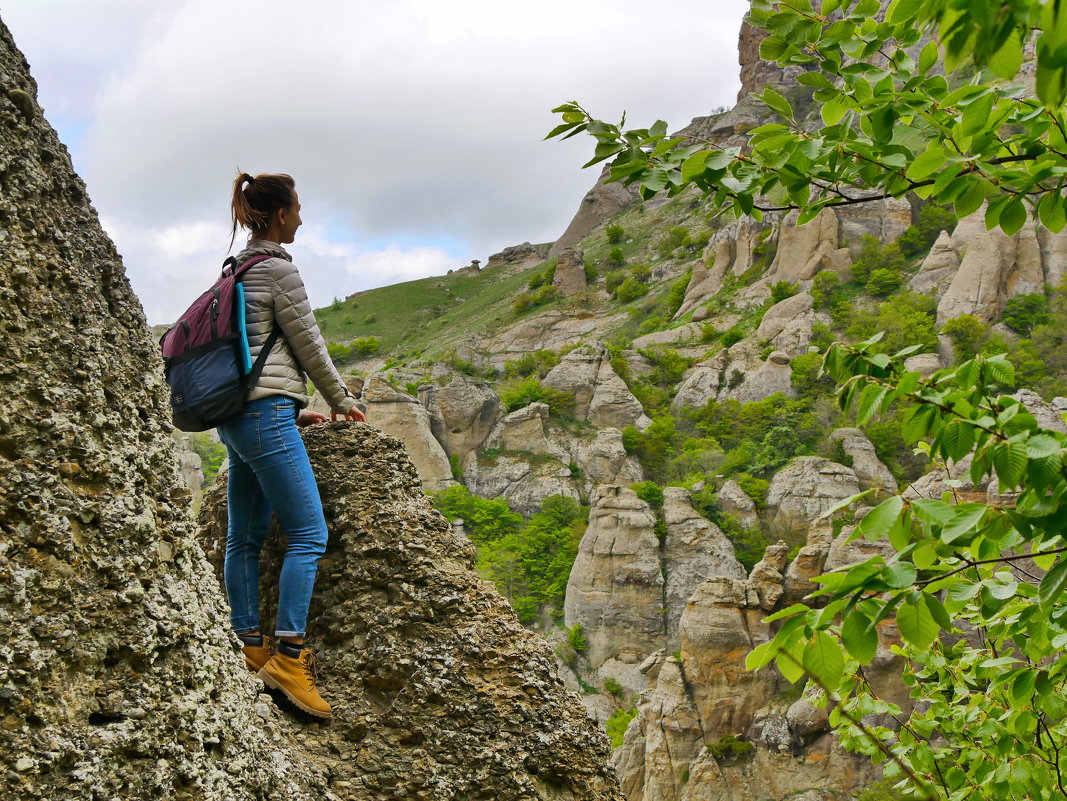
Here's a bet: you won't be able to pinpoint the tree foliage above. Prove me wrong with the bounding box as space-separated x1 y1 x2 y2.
549 0 1067 236
749 338 1067 801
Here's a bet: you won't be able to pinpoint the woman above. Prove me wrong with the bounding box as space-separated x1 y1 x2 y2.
218 172 364 718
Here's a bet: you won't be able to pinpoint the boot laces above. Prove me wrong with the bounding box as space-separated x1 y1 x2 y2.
302 649 318 685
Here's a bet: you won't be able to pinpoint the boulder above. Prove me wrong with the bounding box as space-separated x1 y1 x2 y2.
484 241 551 274
766 456 862 527
768 208 848 282
830 427 897 491
909 230 960 296
678 578 777 737
609 658 705 801
588 358 652 429
670 362 724 412
573 429 644 486
485 402 552 454
362 376 455 491
748 541 791 611
564 486 665 669
463 451 583 517
543 346 602 419
551 165 637 255
199 426 623 801
419 373 501 465
936 226 1015 324
662 488 747 645
755 292 817 356
553 247 588 296
722 353 795 403
717 479 759 527
903 352 944 376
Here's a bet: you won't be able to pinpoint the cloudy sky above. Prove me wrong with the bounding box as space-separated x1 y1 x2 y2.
3 1 747 324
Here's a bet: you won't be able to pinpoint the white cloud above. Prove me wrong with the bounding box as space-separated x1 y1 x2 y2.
3 0 748 323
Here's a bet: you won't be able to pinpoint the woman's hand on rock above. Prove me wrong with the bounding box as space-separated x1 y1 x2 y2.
296 410 328 428
331 407 366 423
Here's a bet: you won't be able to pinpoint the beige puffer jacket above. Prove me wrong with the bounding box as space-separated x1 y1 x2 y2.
234 239 357 413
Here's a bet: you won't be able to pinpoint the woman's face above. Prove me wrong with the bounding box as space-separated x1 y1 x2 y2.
278 193 302 244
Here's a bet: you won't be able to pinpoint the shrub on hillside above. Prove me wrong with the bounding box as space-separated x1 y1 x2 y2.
769 280 799 305
504 349 560 378
326 342 351 361
615 276 649 303
630 481 664 509
810 270 841 309
665 271 692 318
499 377 575 416
1002 292 1050 336
604 270 627 294
432 485 522 544
865 267 902 296
607 247 626 268
941 314 990 362
845 291 937 354
790 351 833 399
658 226 689 259
352 336 381 357
721 326 745 348
898 204 958 258
851 235 905 283
606 223 625 244
606 708 638 749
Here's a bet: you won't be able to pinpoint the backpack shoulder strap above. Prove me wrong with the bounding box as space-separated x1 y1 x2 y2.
232 253 274 280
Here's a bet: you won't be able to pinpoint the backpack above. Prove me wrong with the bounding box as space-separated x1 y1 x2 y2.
160 254 281 431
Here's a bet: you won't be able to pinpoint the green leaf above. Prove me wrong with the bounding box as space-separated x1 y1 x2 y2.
1039 558 1067 609
884 560 918 589
1011 670 1037 705
1000 198 1027 237
993 441 1027 488
897 595 940 649
761 88 794 119
776 634 807 684
906 145 948 182
941 504 987 544
856 496 905 542
887 0 922 24
918 40 939 73
822 94 851 126
856 383 888 425
925 594 952 630
803 630 845 690
955 178 988 219
745 640 779 671
841 609 878 665
988 30 1024 80
939 420 976 462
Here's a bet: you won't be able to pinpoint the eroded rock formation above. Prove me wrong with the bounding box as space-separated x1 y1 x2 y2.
199 425 622 801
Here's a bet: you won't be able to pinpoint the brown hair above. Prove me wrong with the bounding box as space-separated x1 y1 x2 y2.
230 172 297 247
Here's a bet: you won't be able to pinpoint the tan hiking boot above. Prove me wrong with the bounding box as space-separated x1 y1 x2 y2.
258 648 332 718
242 635 273 673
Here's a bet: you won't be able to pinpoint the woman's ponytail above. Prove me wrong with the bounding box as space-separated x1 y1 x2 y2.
229 171 296 248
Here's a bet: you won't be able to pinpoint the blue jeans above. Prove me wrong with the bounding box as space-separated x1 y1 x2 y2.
216 395 327 638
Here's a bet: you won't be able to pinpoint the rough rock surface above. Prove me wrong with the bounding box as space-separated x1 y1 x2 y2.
564 487 665 669
544 345 649 429
716 479 759 528
830 427 896 491
200 425 623 801
766 457 862 528
0 21 321 800
661 489 746 645
768 209 850 282
484 241 551 275
420 373 501 466
554 247 588 296
362 376 455 491
551 167 637 255
754 292 819 356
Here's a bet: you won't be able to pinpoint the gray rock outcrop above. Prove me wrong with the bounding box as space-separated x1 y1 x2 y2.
564 487 665 669
362 376 455 491
420 373 501 466
717 479 759 527
0 21 319 799
199 426 623 801
768 209 851 282
754 292 820 356
766 456 862 528
554 247 588 296
662 488 747 645
829 427 897 491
